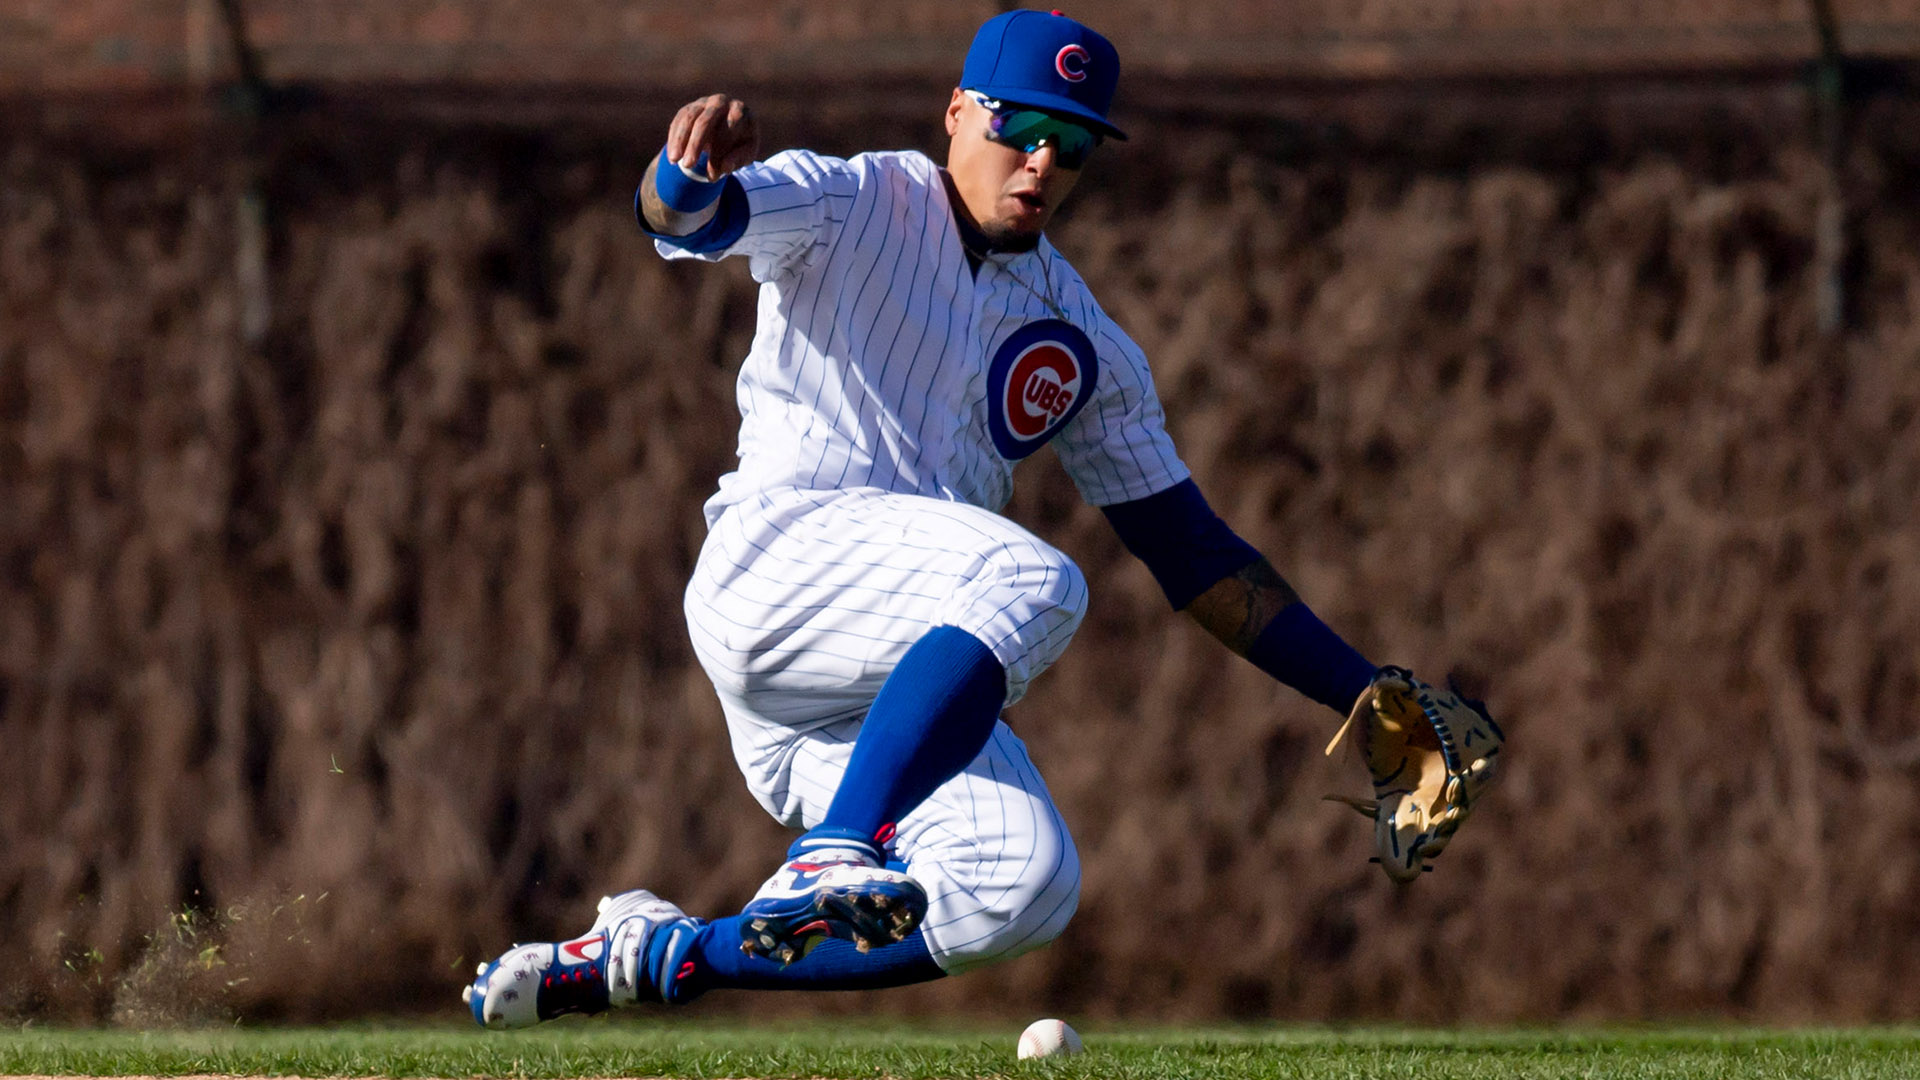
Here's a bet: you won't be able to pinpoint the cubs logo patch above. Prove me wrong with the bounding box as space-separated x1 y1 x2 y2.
1055 44 1090 83
986 319 1097 460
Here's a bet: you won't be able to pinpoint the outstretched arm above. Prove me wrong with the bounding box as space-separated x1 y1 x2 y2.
1185 554 1374 713
1106 480 1505 883
1102 480 1375 714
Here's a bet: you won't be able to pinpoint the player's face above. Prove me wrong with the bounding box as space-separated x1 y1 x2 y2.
944 89 1085 252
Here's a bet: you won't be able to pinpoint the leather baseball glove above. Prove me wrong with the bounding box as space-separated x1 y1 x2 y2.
1324 666 1504 882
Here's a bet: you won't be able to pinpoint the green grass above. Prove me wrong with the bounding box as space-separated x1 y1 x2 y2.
1 1022 1918 1079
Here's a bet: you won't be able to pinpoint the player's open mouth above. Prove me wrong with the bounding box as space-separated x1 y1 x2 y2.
1010 191 1047 213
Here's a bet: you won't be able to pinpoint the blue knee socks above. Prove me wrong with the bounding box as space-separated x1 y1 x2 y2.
670 918 945 1000
818 625 1007 844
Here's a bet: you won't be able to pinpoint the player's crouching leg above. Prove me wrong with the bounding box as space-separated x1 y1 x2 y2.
942 539 1090 707
905 733 1084 975
921 813 1082 975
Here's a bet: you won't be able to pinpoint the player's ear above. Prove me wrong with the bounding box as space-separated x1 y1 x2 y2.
945 88 966 137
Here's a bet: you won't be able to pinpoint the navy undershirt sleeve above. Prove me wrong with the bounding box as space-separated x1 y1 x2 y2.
1100 479 1261 611
633 174 750 254
1246 604 1378 713
1102 479 1376 713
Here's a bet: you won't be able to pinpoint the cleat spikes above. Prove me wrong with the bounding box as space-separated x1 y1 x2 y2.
737 860 929 970
476 962 488 976
461 985 473 1004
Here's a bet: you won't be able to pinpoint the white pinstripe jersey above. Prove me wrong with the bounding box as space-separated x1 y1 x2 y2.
656 149 1190 523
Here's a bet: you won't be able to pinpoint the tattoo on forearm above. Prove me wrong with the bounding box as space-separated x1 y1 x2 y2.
1183 558 1301 655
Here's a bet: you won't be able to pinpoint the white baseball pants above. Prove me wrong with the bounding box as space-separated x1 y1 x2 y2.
684 486 1086 973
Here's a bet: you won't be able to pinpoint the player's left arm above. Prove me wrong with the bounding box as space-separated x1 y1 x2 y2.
1181 558 1299 654
1062 315 1503 879
1059 302 1503 879
1053 314 1372 711
1099 481 1375 714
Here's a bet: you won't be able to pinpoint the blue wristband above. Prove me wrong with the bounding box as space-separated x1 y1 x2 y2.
654 147 724 213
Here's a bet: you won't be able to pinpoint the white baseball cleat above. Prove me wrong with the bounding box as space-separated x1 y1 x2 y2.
463 889 702 1028
738 829 928 964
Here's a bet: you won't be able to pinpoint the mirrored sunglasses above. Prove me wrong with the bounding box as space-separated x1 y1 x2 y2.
966 91 1101 170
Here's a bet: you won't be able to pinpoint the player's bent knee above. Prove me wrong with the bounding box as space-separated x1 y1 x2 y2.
923 819 1082 975
1006 851 1081 952
1031 551 1090 629
1011 552 1089 651
956 547 1089 702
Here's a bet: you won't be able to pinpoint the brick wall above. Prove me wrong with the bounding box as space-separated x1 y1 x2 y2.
4 0 1918 94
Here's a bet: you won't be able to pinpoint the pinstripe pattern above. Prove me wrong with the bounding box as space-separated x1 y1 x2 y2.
660 148 1186 971
685 486 1087 972
711 701 1081 974
688 487 1088 713
655 149 1190 523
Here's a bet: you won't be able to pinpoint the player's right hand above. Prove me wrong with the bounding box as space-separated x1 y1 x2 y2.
667 94 759 180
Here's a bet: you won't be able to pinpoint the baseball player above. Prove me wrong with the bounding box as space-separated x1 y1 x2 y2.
464 9 1503 1028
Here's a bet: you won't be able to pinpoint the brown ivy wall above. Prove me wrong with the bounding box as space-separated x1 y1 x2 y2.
2 83 1919 1022
8 0 1920 94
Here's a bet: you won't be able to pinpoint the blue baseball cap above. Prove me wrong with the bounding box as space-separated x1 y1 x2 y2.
960 9 1127 140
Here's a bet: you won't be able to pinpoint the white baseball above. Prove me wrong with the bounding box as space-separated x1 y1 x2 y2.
1016 1018 1083 1059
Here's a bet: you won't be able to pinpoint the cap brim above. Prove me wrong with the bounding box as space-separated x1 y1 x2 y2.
966 84 1128 141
